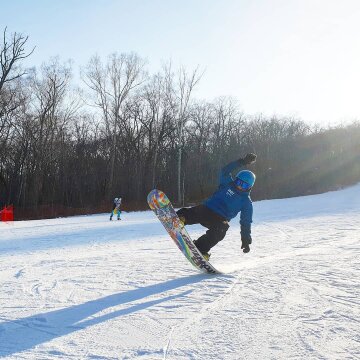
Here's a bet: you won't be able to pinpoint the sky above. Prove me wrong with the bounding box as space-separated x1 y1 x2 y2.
1 0 360 125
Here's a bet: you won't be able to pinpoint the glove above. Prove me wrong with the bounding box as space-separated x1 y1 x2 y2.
241 242 250 253
242 153 257 165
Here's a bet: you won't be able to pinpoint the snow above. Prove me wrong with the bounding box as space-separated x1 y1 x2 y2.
1 185 360 359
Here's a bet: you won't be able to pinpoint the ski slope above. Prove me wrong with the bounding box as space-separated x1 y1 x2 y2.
0 185 359 359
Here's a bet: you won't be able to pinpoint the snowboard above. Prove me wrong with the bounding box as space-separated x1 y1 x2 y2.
147 189 220 274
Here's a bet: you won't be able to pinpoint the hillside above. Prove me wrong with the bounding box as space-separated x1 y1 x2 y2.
1 185 359 359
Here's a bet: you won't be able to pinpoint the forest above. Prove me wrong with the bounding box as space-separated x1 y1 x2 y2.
1 28 360 219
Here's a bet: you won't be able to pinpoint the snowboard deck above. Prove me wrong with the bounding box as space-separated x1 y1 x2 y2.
147 189 220 274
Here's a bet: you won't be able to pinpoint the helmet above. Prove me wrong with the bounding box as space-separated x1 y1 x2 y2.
235 170 256 191
114 197 119 201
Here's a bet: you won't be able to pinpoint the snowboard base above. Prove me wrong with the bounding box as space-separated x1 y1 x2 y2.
147 189 220 274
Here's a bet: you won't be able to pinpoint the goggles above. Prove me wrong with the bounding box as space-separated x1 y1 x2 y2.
235 178 252 191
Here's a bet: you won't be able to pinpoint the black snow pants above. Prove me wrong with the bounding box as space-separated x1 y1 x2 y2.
176 204 229 254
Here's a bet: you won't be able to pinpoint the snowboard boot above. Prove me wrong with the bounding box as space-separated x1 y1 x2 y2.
178 216 186 228
193 241 210 260
202 252 211 261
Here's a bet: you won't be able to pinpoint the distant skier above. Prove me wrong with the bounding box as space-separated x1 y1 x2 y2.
176 153 257 260
110 197 122 220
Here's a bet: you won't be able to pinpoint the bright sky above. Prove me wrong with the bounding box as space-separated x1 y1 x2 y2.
1 0 360 125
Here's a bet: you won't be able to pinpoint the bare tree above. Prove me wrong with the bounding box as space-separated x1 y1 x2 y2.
163 63 202 204
0 28 34 203
82 52 147 196
25 58 73 206
186 101 214 196
0 27 35 94
211 97 243 169
140 71 176 189
0 27 34 144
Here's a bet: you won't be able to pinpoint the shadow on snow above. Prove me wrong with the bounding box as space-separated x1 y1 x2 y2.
0 274 210 357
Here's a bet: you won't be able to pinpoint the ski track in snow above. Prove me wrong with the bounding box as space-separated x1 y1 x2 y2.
0 185 360 359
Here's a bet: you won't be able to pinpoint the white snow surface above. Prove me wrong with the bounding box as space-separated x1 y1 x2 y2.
1 185 360 360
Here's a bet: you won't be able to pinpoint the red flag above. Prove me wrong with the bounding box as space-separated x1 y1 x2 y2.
1 205 14 221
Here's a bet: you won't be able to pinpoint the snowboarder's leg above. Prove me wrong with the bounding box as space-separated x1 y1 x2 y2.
110 210 114 220
176 205 203 225
117 210 121 220
177 204 228 254
194 221 229 254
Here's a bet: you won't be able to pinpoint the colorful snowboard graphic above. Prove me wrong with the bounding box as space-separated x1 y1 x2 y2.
147 189 220 274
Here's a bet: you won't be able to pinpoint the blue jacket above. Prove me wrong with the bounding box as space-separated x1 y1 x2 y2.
203 160 253 243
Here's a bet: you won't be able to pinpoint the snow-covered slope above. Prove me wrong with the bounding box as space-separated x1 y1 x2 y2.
1 185 359 359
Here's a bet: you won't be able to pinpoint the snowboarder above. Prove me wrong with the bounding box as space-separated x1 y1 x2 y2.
176 153 257 260
110 197 122 220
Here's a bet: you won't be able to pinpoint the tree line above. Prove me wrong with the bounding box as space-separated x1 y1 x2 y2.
1 28 360 219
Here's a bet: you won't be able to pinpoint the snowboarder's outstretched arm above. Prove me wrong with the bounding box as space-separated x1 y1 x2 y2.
219 153 257 185
240 200 253 253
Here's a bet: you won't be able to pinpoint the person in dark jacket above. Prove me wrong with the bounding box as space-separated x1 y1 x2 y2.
110 197 122 220
176 153 257 259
